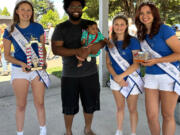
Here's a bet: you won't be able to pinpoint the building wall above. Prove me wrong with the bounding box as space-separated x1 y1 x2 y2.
0 19 12 26
0 16 13 26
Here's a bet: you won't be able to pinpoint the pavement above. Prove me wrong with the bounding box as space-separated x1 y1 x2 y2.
0 74 180 135
0 57 180 135
0 33 180 135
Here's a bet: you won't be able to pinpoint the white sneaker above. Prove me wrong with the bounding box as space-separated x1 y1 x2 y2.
115 130 123 135
17 131 23 135
40 126 47 135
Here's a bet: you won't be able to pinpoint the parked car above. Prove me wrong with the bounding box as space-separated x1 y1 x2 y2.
174 24 180 30
172 24 180 40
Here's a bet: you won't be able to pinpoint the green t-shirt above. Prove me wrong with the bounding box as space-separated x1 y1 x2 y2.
81 30 104 57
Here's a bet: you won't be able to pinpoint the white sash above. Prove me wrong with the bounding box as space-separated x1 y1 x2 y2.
108 42 144 98
11 27 50 88
141 40 180 95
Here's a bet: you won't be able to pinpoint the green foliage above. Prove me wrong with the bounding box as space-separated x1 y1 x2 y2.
84 0 144 20
61 14 69 22
29 0 61 28
39 10 61 28
84 0 179 24
82 7 96 21
140 66 146 77
47 67 62 78
155 0 180 25
30 0 54 20
108 1 121 19
0 7 10 16
84 0 99 20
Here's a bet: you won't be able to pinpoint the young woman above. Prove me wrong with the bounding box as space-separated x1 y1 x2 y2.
3 1 47 135
106 15 143 135
135 2 180 135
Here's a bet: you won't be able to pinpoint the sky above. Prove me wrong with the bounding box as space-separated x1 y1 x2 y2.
0 0 64 18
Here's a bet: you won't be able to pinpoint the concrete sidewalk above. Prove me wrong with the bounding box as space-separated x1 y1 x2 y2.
0 78 180 135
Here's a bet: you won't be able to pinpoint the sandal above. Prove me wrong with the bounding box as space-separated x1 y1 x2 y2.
84 127 96 135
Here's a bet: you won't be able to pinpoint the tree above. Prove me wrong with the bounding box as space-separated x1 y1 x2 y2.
0 7 10 16
30 0 54 20
61 13 69 22
84 0 145 20
84 0 180 24
39 10 60 28
84 0 99 20
155 0 180 24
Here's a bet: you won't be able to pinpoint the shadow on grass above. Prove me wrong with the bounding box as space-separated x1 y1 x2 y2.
51 71 62 78
47 66 62 78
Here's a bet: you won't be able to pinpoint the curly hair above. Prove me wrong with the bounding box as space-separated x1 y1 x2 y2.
63 0 85 13
135 2 162 41
83 20 97 29
111 15 131 49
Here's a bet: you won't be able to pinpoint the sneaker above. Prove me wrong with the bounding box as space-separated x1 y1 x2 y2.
84 127 96 135
17 131 23 135
40 127 47 135
115 130 123 135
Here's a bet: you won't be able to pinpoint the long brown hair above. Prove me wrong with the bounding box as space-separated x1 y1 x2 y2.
135 2 162 41
111 15 131 49
10 0 34 34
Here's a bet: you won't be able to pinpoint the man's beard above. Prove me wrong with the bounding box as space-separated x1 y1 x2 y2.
68 13 82 21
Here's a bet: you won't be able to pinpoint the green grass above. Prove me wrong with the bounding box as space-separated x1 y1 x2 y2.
46 60 146 79
47 66 62 78
46 57 99 79
140 65 146 77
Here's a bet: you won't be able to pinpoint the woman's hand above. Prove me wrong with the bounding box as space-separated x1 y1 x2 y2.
141 58 159 66
118 79 128 87
114 74 128 87
114 74 123 82
20 62 31 72
43 61 48 70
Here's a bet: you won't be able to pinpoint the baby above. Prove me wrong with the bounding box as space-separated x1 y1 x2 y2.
77 21 106 67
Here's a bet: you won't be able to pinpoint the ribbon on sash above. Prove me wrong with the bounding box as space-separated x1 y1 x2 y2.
140 40 180 95
11 27 50 88
108 41 144 98
87 33 98 46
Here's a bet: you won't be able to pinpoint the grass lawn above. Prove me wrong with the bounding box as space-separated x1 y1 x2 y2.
46 58 146 79
47 66 62 78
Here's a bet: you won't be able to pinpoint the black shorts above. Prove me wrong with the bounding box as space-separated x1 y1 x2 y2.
61 73 100 115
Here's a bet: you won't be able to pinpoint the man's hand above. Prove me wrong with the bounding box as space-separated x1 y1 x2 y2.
88 43 101 55
88 40 107 55
76 55 85 61
104 38 114 49
76 47 91 59
107 41 114 49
